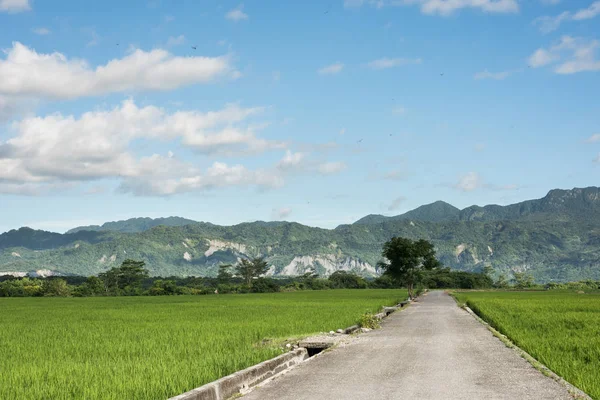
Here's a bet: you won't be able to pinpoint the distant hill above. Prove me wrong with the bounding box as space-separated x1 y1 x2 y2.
355 187 600 225
67 217 199 234
1 187 599 283
354 201 460 225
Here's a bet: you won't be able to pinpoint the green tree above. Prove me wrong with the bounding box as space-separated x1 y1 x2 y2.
235 257 269 288
99 259 149 295
495 274 509 288
42 279 71 297
512 272 535 289
328 271 368 289
377 237 441 299
217 264 233 285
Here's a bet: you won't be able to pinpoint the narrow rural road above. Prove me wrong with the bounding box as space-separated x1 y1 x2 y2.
243 291 573 400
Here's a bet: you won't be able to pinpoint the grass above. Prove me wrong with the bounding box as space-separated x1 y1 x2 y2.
0 289 406 400
453 290 600 399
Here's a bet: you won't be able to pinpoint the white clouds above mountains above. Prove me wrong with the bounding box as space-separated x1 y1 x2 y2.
0 100 345 195
0 42 237 100
0 0 30 12
528 36 600 74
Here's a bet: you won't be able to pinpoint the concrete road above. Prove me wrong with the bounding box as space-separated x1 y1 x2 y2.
243 291 573 400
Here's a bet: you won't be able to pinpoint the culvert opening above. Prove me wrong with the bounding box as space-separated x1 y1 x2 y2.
305 345 329 357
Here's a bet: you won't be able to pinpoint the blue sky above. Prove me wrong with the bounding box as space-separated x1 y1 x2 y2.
0 0 599 233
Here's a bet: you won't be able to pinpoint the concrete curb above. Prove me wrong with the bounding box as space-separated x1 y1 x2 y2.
463 306 592 400
169 348 309 400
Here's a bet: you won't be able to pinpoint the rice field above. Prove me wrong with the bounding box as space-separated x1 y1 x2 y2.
0 289 406 400
453 290 600 399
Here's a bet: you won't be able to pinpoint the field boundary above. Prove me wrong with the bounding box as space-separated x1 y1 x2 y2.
462 305 592 400
169 298 411 400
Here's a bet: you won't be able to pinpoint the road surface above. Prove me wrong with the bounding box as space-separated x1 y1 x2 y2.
243 291 573 400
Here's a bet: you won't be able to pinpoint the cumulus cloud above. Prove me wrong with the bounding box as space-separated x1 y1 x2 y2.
318 63 344 75
0 100 288 195
271 207 292 220
0 0 30 12
528 36 600 74
347 0 518 15
474 69 519 80
32 27 51 35
585 134 600 143
226 4 248 21
388 196 406 211
0 42 237 100
367 57 422 70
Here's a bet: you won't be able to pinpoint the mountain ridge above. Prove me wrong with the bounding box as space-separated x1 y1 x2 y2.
1 186 599 283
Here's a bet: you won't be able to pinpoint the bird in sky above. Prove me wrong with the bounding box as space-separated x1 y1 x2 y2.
357 139 363 143
440 73 444 76
191 45 197 50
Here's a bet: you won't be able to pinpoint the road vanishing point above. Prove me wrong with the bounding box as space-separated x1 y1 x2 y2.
242 291 574 400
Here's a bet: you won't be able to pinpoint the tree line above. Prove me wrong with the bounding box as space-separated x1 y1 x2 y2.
2 237 591 298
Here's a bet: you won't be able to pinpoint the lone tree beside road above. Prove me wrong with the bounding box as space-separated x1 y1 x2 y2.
235 257 269 288
377 237 441 299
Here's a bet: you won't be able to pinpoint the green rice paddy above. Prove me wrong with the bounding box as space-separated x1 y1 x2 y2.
0 289 406 400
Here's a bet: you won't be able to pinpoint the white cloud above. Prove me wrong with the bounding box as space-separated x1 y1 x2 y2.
528 36 600 74
226 4 248 21
573 1 600 20
86 30 100 47
32 27 51 35
165 15 175 23
353 0 518 15
474 69 518 80
277 150 306 170
272 70 281 81
533 2 600 34
540 0 560 4
388 196 406 211
271 207 292 220
585 134 600 143
367 57 422 70
0 100 287 195
318 62 344 75
340 128 346 135
0 42 237 100
532 11 570 34
528 48 558 67
166 35 185 47
454 172 483 192
318 162 346 175
0 0 30 12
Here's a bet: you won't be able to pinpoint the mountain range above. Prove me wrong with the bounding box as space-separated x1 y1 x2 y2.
1 186 599 282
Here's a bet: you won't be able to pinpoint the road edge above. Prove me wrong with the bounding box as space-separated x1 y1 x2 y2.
461 304 592 400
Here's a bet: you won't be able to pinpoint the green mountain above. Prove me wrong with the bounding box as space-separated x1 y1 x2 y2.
356 187 600 225
354 201 460 224
66 216 199 234
1 187 599 283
